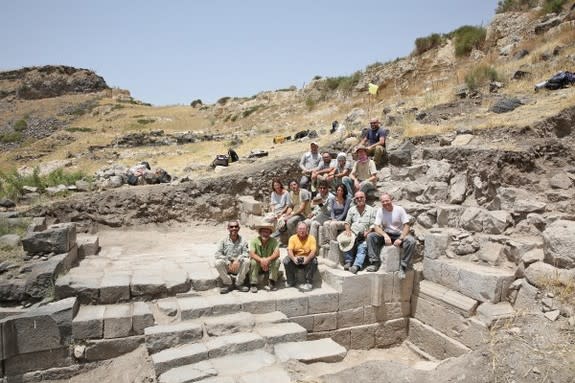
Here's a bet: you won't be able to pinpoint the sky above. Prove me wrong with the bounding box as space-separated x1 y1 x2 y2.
1 1 499 106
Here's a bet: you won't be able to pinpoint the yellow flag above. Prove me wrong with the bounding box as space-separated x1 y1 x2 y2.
368 83 379 95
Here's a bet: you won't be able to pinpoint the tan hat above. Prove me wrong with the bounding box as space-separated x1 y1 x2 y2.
355 146 368 153
255 222 274 232
337 231 357 252
310 141 319 147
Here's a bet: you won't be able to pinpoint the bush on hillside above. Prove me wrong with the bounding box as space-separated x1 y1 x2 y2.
464 64 501 90
0 168 91 200
323 71 361 94
413 33 445 56
13 119 27 132
451 25 486 57
496 0 538 13
543 0 568 13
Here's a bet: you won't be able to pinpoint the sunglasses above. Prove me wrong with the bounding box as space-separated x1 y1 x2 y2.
228 225 239 229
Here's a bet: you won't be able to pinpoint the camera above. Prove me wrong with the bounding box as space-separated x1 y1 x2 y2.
297 257 304 265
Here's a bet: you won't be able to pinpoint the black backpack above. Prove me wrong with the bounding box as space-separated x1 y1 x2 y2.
212 154 229 167
228 148 239 163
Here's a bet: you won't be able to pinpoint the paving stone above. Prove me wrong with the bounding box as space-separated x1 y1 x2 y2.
418 280 478 317
254 322 307 344
84 335 143 361
197 377 236 383
145 321 203 354
423 257 515 303
238 366 291 383
163 267 190 295
132 301 155 334
187 266 219 291
375 318 408 348
307 328 351 349
157 298 180 317
253 311 287 324
203 312 255 336
131 270 167 298
158 360 217 383
55 273 102 303
307 287 339 314
103 303 132 338
238 290 277 314
179 296 213 320
274 289 309 317
204 294 242 316
209 350 276 375
4 347 72 376
350 323 377 349
72 305 105 339
99 273 131 304
476 302 515 328
205 332 265 358
408 318 471 360
77 234 100 258
274 338 347 363
152 343 208 376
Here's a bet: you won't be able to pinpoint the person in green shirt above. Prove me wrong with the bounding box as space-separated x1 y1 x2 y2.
249 222 281 293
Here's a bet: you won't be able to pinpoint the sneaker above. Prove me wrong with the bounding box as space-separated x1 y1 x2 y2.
266 280 277 291
237 285 250 293
365 263 380 272
285 281 296 288
299 283 313 292
398 268 406 280
343 263 351 271
219 285 233 294
349 265 359 274
250 285 258 293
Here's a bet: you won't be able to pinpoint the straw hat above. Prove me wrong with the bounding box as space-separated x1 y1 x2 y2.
336 231 357 252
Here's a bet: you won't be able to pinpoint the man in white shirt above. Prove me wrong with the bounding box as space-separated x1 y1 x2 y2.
299 141 322 190
366 193 415 278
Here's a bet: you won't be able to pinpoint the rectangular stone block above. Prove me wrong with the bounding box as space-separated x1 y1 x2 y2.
423 258 514 303
289 315 314 331
73 305 105 339
322 269 372 310
4 347 72 376
350 324 377 349
274 338 347 363
375 318 408 348
22 222 76 255
202 312 255 337
205 332 265 358
379 246 400 272
328 240 343 265
276 295 308 318
103 304 132 338
371 271 413 306
337 307 364 329
163 267 190 295
204 294 242 316
132 301 155 335
254 322 307 344
418 280 478 317
130 270 167 298
144 322 203 354
77 234 100 258
239 291 277 314
84 335 143 362
179 296 213 320
313 312 337 332
476 302 515 328
307 328 351 349
408 318 470 360
238 196 263 215
424 230 449 259
152 343 208 376
307 289 339 314
99 273 131 304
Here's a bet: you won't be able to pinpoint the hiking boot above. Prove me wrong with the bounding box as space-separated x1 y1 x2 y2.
285 281 296 288
365 263 380 272
237 285 250 293
343 263 351 271
219 285 233 294
398 268 406 280
250 285 258 293
349 265 359 274
299 283 313 292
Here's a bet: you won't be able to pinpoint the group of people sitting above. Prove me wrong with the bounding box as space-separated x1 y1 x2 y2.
213 118 414 293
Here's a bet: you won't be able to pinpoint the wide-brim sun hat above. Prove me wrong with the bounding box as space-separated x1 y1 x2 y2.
337 231 356 252
355 146 368 154
255 222 275 232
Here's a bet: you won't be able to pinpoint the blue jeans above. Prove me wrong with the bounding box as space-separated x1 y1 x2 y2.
343 241 367 269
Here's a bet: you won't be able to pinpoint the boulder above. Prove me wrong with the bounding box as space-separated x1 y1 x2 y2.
448 173 467 204
543 220 575 268
22 222 77 255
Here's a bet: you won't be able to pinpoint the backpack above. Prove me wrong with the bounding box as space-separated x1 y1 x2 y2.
228 149 239 163
212 154 229 167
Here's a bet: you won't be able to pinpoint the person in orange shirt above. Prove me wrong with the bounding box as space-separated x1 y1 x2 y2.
283 221 317 292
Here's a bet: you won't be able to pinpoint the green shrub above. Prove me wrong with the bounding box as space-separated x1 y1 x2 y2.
496 0 538 13
0 217 30 237
190 99 203 107
464 64 501 90
0 168 91 200
414 33 445 55
136 118 155 125
451 25 486 57
13 119 27 132
217 96 231 105
65 127 95 133
313 75 322 80
0 132 23 143
543 0 567 13
242 105 263 118
305 96 317 111
323 72 361 94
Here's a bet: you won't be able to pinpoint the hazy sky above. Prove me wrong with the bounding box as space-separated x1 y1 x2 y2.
2 1 498 106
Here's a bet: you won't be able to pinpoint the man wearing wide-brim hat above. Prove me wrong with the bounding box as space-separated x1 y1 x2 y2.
349 146 377 194
357 118 387 168
340 190 376 274
248 222 281 293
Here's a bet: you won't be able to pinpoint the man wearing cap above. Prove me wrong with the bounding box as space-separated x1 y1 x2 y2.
366 193 415 278
349 146 377 194
299 141 322 190
214 220 250 294
306 180 334 245
285 179 312 238
358 118 387 168
340 191 376 274
284 221 318 292
311 152 335 191
329 152 354 195
249 222 281 292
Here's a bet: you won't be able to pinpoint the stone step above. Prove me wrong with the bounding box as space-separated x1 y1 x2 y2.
158 349 277 383
253 322 307 344
422 257 515 303
145 321 204 354
417 280 479 317
408 318 471 360
273 338 347 363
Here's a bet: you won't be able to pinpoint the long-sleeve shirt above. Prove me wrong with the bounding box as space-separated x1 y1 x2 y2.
214 235 249 262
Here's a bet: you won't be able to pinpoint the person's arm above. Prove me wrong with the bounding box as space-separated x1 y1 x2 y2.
368 161 377 183
306 236 317 261
335 198 352 221
299 153 308 172
287 237 298 262
214 239 226 260
239 239 249 261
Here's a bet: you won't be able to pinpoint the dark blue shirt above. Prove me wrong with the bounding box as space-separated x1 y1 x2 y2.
364 127 387 145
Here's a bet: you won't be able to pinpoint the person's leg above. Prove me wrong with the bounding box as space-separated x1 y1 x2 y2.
249 259 261 286
215 259 233 286
343 249 355 268
352 241 368 269
304 258 318 285
360 181 375 195
366 232 384 265
310 220 320 243
373 145 385 168
401 235 416 270
283 256 296 286
286 215 303 237
236 259 250 286
300 175 310 190
269 257 281 282
342 176 354 195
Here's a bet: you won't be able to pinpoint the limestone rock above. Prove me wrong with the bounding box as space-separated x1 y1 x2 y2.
543 219 575 268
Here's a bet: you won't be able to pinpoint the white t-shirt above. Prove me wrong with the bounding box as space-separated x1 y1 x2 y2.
375 205 409 235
